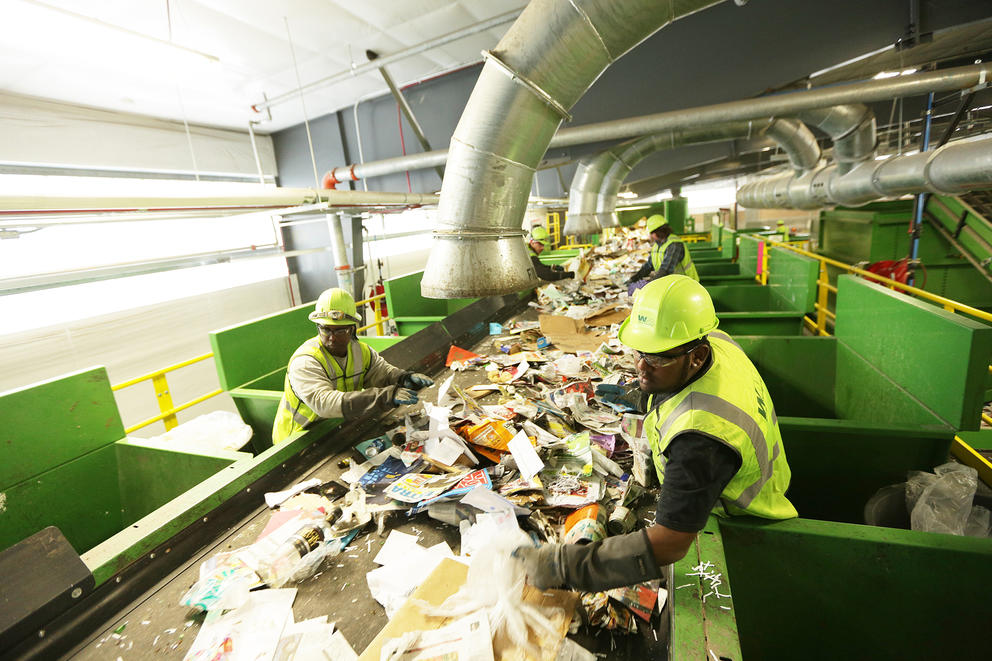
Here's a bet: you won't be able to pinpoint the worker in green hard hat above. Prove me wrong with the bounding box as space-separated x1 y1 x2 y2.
527 225 573 282
626 214 698 294
272 287 433 445
515 276 796 592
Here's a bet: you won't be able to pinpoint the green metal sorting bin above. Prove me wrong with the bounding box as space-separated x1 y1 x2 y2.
0 367 250 556
384 270 476 335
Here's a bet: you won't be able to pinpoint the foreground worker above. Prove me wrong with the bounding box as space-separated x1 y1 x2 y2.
527 226 573 282
626 214 698 294
516 275 797 591
272 288 433 444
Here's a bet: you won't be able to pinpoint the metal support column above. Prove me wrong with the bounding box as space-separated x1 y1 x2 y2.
328 212 354 297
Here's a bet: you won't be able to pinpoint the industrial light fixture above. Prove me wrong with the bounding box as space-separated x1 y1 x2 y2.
617 191 638 199
873 68 919 79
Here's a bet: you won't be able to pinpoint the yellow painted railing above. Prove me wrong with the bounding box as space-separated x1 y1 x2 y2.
113 291 389 433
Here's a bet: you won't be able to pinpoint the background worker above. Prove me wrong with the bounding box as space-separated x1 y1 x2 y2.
272 287 433 444
626 214 698 294
515 275 797 591
527 225 573 282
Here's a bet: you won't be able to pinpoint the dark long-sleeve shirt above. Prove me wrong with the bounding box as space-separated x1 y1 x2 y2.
531 255 571 281
631 241 685 282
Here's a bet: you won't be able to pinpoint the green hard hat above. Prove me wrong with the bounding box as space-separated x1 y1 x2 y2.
530 225 551 245
309 288 360 325
618 275 719 353
646 214 669 233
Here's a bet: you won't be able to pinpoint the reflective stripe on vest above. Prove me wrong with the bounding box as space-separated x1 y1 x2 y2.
651 235 698 281
272 337 371 444
644 333 796 519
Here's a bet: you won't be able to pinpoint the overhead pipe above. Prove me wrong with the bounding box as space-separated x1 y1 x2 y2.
564 118 820 235
321 64 992 188
0 188 438 215
736 135 992 209
420 0 728 298
796 105 876 174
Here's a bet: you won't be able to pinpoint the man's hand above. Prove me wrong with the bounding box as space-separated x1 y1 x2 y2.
392 387 419 406
514 531 662 592
594 383 642 412
401 373 434 390
627 279 649 296
512 544 566 589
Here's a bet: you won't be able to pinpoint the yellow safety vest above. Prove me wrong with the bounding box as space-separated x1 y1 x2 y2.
643 331 797 520
272 337 372 444
651 235 699 281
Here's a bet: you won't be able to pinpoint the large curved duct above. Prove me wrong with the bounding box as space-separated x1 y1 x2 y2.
419 0 727 298
564 118 820 235
796 105 876 174
736 136 992 209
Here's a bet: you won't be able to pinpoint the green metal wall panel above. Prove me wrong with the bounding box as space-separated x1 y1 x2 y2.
115 440 247 525
735 336 837 418
708 284 795 312
0 445 123 555
697 261 739 276
719 516 992 660
0 367 125 490
834 276 992 430
720 228 736 259
717 315 804 336
768 247 818 313
737 235 761 278
209 303 314 391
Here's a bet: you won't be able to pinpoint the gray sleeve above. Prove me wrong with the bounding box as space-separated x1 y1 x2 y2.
364 347 407 387
289 354 398 420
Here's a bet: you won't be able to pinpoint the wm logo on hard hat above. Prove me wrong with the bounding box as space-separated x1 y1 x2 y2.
638 314 649 323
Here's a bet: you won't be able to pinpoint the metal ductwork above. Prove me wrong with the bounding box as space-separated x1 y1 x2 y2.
323 64 991 189
796 105 876 174
419 0 727 298
737 135 992 209
564 118 820 235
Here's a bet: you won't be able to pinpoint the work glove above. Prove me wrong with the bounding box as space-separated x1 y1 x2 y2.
627 279 649 296
512 530 661 592
401 372 434 390
392 387 419 406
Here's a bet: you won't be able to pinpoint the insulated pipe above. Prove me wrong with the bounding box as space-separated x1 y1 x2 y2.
796 105 876 174
323 64 992 187
420 0 727 298
564 118 821 235
329 212 355 297
736 135 992 209
0 188 438 213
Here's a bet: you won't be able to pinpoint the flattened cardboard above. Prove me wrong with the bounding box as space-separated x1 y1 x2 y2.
538 315 608 354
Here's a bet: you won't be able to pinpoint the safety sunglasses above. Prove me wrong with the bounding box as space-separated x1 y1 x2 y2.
636 344 697 368
317 325 354 337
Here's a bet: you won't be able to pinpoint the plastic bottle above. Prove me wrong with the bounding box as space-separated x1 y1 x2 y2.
255 505 342 587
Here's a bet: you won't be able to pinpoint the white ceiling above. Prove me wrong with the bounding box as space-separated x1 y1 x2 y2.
0 0 529 133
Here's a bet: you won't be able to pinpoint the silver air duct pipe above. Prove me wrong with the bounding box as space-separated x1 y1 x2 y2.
565 118 820 235
419 0 727 298
737 135 992 209
797 105 876 174
323 65 990 188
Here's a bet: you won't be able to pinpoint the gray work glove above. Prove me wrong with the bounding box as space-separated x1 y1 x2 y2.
392 387 419 406
400 372 434 390
512 530 661 592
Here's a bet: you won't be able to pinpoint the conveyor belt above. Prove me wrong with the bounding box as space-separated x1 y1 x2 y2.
66 307 665 661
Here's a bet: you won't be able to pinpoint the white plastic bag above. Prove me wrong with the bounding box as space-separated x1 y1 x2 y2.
909 463 977 535
145 410 253 452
